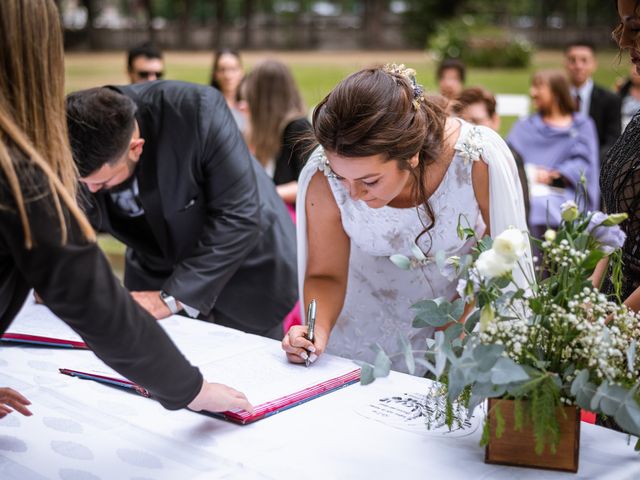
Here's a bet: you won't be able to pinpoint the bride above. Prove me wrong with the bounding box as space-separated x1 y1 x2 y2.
282 65 531 369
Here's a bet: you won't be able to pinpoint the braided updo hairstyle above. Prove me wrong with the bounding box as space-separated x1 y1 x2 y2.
312 66 446 247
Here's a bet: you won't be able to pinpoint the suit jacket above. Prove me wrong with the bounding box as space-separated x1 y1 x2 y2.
85 81 297 336
0 146 202 410
589 84 622 163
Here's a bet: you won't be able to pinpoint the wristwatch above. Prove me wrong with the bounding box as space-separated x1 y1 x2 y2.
159 291 181 314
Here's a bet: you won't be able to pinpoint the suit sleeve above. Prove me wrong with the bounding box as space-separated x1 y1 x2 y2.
0 168 203 410
599 91 622 160
162 89 262 315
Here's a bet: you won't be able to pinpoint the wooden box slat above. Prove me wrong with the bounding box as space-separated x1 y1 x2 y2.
485 398 580 473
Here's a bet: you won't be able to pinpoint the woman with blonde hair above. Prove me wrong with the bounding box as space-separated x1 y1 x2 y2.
244 59 312 205
0 0 251 417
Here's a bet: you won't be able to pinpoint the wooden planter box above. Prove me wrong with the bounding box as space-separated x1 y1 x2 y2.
485 398 580 473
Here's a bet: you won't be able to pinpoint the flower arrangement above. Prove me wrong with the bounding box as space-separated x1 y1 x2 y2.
362 202 640 454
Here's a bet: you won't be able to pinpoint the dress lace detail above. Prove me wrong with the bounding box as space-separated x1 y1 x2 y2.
316 122 484 370
600 113 640 300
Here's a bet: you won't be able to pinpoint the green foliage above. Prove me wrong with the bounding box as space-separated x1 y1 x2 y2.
429 18 532 68
513 398 525 431
530 375 562 455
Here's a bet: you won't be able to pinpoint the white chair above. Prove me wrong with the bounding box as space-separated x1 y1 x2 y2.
495 94 530 117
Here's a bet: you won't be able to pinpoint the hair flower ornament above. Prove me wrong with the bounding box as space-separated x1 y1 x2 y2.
382 63 425 110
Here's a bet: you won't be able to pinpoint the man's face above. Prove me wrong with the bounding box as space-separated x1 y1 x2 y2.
128 56 164 84
80 130 144 193
565 46 596 87
80 156 137 193
459 102 500 132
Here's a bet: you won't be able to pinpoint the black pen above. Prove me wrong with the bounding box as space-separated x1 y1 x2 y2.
305 299 317 368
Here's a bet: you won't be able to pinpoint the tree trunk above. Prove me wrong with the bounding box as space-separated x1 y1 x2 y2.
362 0 386 49
242 0 255 49
212 0 226 50
179 0 195 49
80 0 99 49
141 0 155 42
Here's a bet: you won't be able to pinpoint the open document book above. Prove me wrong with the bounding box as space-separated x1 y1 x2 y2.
5 304 361 424
2 297 88 348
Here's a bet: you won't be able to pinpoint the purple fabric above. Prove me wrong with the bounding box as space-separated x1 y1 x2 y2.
507 113 599 229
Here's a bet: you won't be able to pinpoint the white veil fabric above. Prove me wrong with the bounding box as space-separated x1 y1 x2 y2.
295 119 534 319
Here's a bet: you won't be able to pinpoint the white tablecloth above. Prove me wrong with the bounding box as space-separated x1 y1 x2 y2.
0 328 638 479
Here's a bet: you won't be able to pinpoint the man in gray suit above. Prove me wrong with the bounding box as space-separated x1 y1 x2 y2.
66 81 297 339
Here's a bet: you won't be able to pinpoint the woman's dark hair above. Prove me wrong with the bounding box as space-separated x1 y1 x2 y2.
210 48 242 90
312 66 446 247
531 70 577 116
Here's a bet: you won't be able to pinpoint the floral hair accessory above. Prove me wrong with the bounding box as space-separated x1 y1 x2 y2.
382 63 425 110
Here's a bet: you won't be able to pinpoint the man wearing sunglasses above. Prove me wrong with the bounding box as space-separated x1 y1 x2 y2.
127 41 164 84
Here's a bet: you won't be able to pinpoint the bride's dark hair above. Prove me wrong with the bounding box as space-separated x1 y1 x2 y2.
312 66 446 247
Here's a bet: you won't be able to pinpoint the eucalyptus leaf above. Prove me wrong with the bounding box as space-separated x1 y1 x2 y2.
411 242 427 261
490 357 529 385
447 366 467 400
358 363 375 385
397 335 416 375
450 298 465 321
473 344 504 371
414 357 437 376
464 309 480 333
571 370 597 410
373 349 392 378
412 299 451 327
600 384 628 417
389 254 411 270
444 323 464 342
614 399 640 437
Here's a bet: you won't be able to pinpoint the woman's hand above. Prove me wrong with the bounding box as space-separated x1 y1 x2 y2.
187 381 254 414
0 387 32 418
282 325 327 364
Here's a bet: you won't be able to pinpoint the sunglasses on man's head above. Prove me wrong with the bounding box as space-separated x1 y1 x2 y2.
135 70 164 79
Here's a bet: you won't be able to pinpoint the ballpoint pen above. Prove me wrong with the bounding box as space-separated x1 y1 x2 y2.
305 299 317 368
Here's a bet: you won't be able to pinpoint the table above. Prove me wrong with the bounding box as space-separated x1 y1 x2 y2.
0 326 638 479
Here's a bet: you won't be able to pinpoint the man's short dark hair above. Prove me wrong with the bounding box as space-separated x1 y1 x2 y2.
66 87 137 177
436 58 466 83
452 86 497 117
565 40 596 54
127 41 163 71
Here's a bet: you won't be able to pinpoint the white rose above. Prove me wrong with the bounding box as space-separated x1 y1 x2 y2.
475 249 514 279
492 228 527 262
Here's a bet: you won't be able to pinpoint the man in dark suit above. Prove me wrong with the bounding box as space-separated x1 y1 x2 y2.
66 82 297 339
565 41 621 163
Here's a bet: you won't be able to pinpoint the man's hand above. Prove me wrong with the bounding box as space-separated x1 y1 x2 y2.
0 388 32 418
130 290 176 319
188 381 254 414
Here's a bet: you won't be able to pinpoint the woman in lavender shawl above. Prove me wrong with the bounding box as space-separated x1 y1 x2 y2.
507 70 599 237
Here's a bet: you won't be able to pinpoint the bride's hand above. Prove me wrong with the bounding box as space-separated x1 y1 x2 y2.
282 325 326 364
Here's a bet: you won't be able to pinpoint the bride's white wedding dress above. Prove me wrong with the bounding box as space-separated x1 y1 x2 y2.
296 119 531 369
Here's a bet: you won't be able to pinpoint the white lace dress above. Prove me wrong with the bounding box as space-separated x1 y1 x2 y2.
296 119 531 369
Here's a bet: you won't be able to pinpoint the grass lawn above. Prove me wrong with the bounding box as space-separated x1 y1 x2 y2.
67 49 627 268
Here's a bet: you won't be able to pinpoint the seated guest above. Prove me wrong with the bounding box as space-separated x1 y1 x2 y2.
127 41 164 84
243 59 313 206
210 49 246 131
508 70 599 237
66 82 297 339
0 0 251 417
452 86 530 220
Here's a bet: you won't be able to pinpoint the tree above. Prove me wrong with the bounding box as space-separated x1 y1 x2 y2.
362 0 386 49
403 0 469 48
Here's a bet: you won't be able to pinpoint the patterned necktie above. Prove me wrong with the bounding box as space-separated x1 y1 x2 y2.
574 93 581 112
